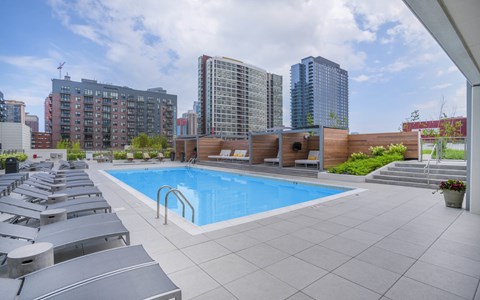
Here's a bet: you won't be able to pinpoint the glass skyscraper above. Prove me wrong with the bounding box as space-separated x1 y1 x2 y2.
290 56 349 129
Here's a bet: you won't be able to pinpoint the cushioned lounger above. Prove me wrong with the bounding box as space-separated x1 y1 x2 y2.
23 179 94 190
13 185 102 201
0 213 129 255
0 196 109 212
295 150 320 168
1 245 181 300
208 149 231 160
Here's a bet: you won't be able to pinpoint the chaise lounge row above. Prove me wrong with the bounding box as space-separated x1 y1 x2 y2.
208 149 250 162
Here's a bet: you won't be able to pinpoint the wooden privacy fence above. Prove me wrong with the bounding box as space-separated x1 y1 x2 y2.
348 131 419 160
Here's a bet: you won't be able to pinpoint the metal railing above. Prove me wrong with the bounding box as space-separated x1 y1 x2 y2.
424 143 437 185
185 157 196 168
156 185 194 225
420 136 467 162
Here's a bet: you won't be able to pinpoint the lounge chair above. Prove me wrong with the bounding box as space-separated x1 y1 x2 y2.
157 152 165 162
0 196 111 222
2 245 181 300
295 150 320 168
13 185 102 201
126 152 134 162
264 152 280 164
23 179 94 191
208 149 231 161
229 150 249 162
143 152 151 161
0 213 130 255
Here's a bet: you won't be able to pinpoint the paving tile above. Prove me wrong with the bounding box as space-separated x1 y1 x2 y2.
266 219 306 234
406 260 478 299
388 228 438 247
356 246 415 274
266 234 315 255
215 232 260 252
333 259 401 294
243 226 286 242
237 243 289 268
225 269 297 300
328 215 365 227
355 221 397 236
386 277 465 300
191 287 237 300
303 273 381 300
375 237 427 259
265 256 328 289
149 249 195 274
295 245 351 271
200 253 258 285
310 220 351 235
320 236 370 257
432 238 480 262
339 228 383 245
287 292 315 300
169 265 221 300
420 248 480 278
230 221 262 232
287 215 323 226
181 241 231 264
166 232 211 249
291 227 334 244
256 216 283 225
204 227 238 240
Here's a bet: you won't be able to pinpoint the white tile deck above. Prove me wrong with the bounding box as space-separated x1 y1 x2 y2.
7 160 479 300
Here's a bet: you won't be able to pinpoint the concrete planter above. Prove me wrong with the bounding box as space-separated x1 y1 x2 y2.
443 190 465 208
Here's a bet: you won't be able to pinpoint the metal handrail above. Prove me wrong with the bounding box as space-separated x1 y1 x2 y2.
164 189 195 225
424 143 437 185
185 157 196 168
156 185 173 219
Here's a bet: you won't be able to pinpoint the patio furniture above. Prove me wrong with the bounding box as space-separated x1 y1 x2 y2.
0 213 130 255
143 152 151 161
208 149 231 161
157 152 165 162
229 150 249 162
1 245 181 300
126 152 134 162
295 150 320 168
264 152 280 164
13 185 102 201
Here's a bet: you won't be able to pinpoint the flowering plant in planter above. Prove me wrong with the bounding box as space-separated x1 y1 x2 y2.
437 179 467 193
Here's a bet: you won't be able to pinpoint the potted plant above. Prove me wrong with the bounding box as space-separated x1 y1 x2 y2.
434 179 467 208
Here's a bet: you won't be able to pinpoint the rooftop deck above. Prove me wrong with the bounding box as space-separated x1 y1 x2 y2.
3 160 480 299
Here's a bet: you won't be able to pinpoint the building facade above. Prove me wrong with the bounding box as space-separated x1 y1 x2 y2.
267 73 283 129
4 100 26 123
0 91 6 122
291 56 348 129
31 132 52 149
25 113 39 132
403 117 467 137
186 110 197 135
198 55 282 136
176 117 188 136
45 77 177 149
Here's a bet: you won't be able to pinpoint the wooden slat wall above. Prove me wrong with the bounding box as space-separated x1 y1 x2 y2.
197 138 223 161
174 140 184 161
348 131 418 159
221 140 249 153
282 132 309 167
323 128 349 169
251 135 279 164
185 140 197 161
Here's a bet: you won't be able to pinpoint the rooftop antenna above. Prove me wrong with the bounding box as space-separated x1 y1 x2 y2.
57 62 65 79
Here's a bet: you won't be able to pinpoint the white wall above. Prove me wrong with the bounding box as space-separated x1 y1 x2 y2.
0 122 31 151
23 149 67 162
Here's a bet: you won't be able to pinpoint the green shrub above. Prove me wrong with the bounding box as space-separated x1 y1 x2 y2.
149 151 158 158
385 143 407 156
349 152 369 161
0 153 27 168
328 153 403 176
113 151 127 160
369 145 386 156
134 152 143 159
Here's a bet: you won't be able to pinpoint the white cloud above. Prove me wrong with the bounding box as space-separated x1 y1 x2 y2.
432 83 452 89
352 75 370 82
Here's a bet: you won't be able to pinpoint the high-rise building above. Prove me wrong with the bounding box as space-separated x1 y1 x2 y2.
4 100 26 123
25 113 39 132
290 56 348 129
0 91 6 122
267 73 283 129
45 77 177 149
177 117 188 136
186 110 197 135
198 55 282 136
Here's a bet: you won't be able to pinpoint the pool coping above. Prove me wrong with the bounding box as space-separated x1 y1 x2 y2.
99 165 366 235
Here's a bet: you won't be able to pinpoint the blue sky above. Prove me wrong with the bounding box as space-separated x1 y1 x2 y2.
0 0 466 133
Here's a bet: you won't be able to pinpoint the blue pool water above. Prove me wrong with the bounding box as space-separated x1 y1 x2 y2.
107 168 349 226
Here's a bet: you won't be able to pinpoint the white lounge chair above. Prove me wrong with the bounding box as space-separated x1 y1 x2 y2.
295 150 320 168
230 150 249 162
264 152 280 164
208 149 231 161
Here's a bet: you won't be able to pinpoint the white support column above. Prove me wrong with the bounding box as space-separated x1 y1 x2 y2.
469 84 480 214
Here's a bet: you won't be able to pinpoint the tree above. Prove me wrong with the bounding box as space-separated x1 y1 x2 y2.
328 111 347 129
132 133 149 149
401 110 420 131
306 112 314 127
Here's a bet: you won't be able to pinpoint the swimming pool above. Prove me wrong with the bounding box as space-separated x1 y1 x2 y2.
107 168 351 226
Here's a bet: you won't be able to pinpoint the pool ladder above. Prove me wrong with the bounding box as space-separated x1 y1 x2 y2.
185 157 196 168
156 185 195 225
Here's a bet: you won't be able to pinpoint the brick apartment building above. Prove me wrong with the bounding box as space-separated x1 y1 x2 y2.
45 76 177 149
32 132 52 149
